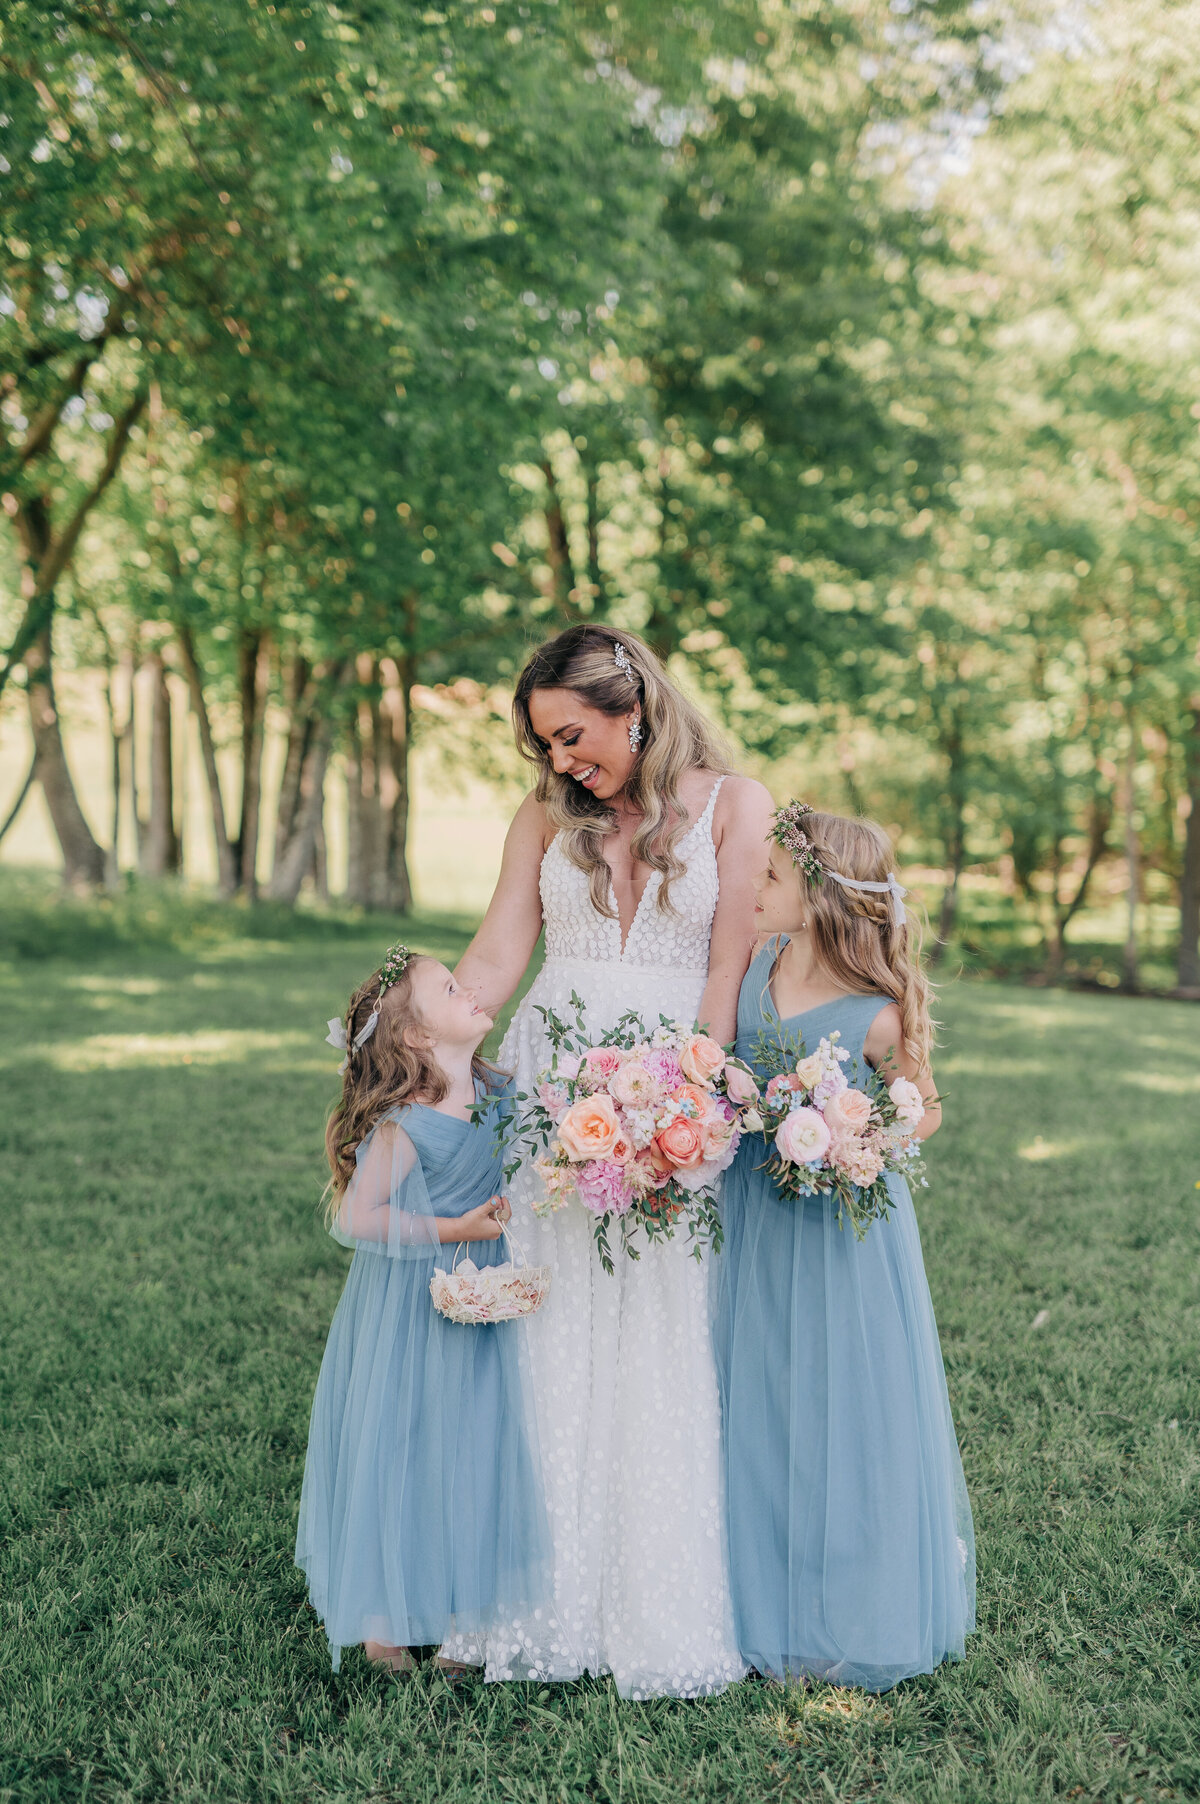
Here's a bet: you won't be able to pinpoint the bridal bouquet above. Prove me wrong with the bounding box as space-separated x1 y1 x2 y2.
501 994 762 1273
752 1029 928 1239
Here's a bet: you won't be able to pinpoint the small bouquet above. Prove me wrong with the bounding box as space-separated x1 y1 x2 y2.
499 994 762 1273
752 1029 928 1238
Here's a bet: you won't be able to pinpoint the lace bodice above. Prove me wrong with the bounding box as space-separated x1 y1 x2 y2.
539 776 725 976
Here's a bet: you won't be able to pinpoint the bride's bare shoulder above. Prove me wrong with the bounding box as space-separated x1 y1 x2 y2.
710 773 775 837
508 789 556 858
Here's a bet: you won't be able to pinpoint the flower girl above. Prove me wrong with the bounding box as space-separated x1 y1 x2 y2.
714 807 975 1691
295 945 546 1675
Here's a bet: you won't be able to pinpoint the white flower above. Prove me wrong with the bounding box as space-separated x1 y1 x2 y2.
889 1076 925 1128
742 1107 764 1134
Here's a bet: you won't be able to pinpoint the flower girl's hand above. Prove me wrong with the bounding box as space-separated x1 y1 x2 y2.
455 1198 506 1242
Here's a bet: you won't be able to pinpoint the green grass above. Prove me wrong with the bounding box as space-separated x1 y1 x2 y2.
1 891 1198 1803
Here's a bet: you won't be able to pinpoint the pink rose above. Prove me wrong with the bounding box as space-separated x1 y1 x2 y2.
775 1106 831 1166
558 1093 620 1162
537 1079 569 1121
652 1114 706 1170
724 1062 760 1106
823 1087 873 1135
765 1072 802 1107
581 1046 623 1089
611 1059 658 1107
679 1034 726 1086
701 1110 737 1162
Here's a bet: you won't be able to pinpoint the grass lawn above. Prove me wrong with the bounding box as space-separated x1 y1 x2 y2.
1 890 1198 1803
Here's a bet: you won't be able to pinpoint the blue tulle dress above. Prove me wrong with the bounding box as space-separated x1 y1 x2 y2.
295 1085 548 1669
713 941 975 1691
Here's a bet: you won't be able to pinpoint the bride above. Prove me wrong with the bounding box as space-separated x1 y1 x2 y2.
445 624 773 1698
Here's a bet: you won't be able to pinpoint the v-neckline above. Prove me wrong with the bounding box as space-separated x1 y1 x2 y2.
762 939 855 1026
610 791 716 958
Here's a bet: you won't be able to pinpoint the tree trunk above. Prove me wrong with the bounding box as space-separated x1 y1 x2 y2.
541 457 578 615
99 647 123 890
175 621 237 896
586 467 605 612
1047 796 1110 980
930 709 966 969
1178 696 1200 994
0 752 37 849
273 651 314 876
141 650 180 877
267 660 352 904
312 814 330 902
1121 714 1140 992
24 625 106 888
234 629 269 897
382 643 415 913
344 657 383 908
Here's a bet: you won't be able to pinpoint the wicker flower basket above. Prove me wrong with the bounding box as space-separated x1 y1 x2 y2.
429 1226 551 1326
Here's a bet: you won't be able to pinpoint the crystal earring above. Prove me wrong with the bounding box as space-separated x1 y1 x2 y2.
628 716 643 752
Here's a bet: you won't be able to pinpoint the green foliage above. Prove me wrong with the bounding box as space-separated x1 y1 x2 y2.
1 922 1198 1801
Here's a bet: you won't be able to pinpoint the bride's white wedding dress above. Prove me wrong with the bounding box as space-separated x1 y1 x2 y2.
446 776 745 1699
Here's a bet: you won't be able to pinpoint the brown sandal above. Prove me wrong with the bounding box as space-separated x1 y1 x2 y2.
364 1642 417 1675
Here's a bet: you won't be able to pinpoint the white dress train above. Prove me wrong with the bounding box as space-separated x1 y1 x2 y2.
445 777 745 1699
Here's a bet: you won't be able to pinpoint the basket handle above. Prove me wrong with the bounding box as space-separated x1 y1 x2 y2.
450 1214 527 1273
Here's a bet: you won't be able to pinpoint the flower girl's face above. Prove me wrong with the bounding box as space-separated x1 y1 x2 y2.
527 688 639 800
405 960 493 1051
753 845 807 937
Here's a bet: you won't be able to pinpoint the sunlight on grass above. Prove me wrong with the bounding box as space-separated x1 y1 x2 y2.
34 1028 311 1070
1124 1070 1200 1094
775 1688 892 1744
1018 1137 1089 1162
64 975 167 996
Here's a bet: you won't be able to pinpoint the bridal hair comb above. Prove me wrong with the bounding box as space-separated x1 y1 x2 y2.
613 642 637 683
325 943 413 1072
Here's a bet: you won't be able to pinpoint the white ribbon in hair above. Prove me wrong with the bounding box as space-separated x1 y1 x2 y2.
825 870 909 928
325 1009 380 1074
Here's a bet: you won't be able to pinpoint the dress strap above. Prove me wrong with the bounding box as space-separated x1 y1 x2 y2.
697 773 728 840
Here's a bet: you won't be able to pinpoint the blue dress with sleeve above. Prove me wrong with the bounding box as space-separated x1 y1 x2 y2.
295 1084 548 1668
713 941 975 1690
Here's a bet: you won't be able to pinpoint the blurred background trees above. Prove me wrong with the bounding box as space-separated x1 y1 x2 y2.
2 0 1196 992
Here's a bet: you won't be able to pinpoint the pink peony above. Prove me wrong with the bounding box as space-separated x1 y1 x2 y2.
775 1106 831 1166
556 1053 581 1081
642 1048 685 1094
823 1087 873 1134
576 1159 635 1217
558 1093 620 1162
724 1062 760 1106
679 1034 726 1086
844 1143 884 1188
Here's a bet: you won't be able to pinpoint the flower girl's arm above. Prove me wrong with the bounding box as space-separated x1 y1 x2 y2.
697 777 777 1044
335 1122 442 1248
863 1004 942 1141
454 792 547 1016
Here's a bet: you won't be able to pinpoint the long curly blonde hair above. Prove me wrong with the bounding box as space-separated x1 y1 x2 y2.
513 624 731 916
781 811 937 1075
323 957 498 1206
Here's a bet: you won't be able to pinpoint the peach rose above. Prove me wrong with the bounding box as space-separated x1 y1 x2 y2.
679 1034 726 1086
724 1062 759 1106
673 1081 713 1120
611 1058 658 1107
558 1092 620 1162
653 1114 706 1169
581 1046 623 1088
701 1110 737 1161
609 1134 635 1166
775 1106 831 1166
823 1087 873 1134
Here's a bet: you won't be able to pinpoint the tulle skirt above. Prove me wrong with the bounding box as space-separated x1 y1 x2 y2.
713 1154 975 1691
296 1244 548 1669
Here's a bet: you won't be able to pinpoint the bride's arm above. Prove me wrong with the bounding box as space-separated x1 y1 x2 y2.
454 791 548 1016
696 775 777 1045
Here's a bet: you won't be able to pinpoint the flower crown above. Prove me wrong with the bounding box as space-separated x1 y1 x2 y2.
325 942 413 1073
769 801 823 885
769 802 910 927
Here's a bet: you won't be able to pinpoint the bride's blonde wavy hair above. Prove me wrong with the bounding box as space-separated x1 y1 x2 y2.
513 624 731 916
776 810 937 1075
